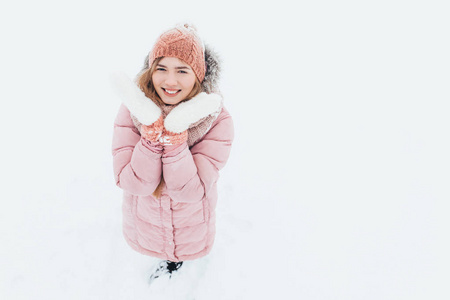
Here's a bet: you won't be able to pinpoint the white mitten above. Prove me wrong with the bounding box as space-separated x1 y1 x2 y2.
164 92 222 133
110 71 161 126
159 92 222 146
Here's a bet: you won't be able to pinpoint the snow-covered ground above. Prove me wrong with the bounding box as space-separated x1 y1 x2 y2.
1 1 449 299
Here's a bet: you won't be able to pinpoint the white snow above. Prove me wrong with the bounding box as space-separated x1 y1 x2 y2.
1 0 450 299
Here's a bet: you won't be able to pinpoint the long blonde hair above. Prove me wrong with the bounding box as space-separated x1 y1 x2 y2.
137 57 203 198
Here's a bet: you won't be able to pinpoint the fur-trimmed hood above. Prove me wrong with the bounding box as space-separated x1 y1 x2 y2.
111 44 224 147
130 44 224 146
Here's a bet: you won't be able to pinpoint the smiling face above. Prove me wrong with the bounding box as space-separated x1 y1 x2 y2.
151 57 197 105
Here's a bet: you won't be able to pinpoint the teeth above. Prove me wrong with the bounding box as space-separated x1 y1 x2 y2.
165 89 179 94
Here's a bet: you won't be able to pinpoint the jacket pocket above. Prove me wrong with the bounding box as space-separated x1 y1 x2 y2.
172 200 205 228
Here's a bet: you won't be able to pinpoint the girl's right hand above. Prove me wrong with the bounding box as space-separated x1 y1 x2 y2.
141 115 164 142
110 71 162 126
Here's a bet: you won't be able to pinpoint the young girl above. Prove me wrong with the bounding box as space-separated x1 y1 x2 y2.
111 24 234 281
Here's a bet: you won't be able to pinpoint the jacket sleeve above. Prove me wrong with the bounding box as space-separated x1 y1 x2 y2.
161 108 234 203
112 104 163 196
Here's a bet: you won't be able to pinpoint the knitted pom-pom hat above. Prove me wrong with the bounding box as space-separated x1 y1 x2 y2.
148 24 206 82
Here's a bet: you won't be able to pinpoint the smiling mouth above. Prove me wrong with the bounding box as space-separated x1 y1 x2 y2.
162 88 181 96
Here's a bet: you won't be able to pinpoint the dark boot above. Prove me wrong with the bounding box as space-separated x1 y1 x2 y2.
149 260 184 284
166 261 183 274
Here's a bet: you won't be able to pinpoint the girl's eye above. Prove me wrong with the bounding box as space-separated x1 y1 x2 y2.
178 70 187 74
156 68 166 71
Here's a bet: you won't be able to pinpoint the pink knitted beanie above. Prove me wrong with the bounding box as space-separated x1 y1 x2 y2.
149 24 206 82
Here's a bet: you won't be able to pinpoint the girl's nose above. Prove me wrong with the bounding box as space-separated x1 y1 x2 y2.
164 73 178 86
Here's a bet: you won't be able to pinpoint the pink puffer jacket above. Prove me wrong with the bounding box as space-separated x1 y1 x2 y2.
112 104 234 262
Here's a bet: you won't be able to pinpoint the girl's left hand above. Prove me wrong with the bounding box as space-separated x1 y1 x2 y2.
158 92 222 146
159 130 188 146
